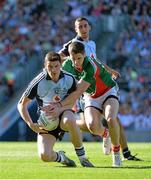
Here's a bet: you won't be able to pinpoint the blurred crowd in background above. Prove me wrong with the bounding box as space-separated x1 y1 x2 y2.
0 0 151 130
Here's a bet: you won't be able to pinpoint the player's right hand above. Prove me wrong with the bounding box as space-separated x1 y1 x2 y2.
111 69 121 79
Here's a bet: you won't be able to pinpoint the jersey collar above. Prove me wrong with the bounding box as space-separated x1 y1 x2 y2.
75 36 89 42
75 36 84 41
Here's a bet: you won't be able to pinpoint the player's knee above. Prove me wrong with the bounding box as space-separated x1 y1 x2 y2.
87 121 97 134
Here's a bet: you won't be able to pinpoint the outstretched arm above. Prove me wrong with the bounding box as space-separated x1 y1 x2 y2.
61 79 90 107
17 96 47 133
101 62 121 79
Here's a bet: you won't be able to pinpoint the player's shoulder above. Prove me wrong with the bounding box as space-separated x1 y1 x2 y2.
61 36 81 47
62 69 75 79
63 39 72 47
72 36 84 42
23 70 46 97
62 58 73 70
59 39 73 55
62 57 72 65
88 40 96 46
89 40 96 44
28 69 46 87
62 36 79 48
84 57 97 72
62 70 76 87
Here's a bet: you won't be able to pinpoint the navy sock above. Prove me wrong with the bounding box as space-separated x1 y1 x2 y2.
123 148 131 158
55 152 61 162
75 146 85 159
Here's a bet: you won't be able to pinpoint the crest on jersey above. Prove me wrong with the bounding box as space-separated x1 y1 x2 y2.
54 87 67 94
91 54 94 59
53 95 61 102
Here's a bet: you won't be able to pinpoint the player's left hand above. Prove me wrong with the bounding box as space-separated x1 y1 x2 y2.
41 103 61 117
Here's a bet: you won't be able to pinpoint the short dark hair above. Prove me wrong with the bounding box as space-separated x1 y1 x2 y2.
69 41 85 54
75 17 91 27
45 52 61 63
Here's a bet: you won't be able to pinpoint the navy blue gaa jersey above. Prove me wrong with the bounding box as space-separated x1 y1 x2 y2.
22 69 76 107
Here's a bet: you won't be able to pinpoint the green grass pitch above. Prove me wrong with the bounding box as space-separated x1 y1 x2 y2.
0 142 151 179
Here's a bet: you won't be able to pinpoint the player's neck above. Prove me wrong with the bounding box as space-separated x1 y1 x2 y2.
75 67 83 72
79 35 89 42
83 36 89 41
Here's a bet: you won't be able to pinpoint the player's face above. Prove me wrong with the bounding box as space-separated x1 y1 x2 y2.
75 20 90 40
45 60 61 81
70 52 85 70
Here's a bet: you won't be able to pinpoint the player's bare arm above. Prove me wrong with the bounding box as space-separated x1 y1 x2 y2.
101 62 121 79
60 79 90 107
17 96 47 133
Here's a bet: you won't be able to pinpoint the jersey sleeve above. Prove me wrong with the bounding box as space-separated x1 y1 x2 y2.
63 73 77 100
62 59 74 75
67 76 77 94
22 80 38 99
62 59 70 71
59 40 72 56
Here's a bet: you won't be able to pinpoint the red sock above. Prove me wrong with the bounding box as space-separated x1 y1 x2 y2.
112 145 120 153
102 128 109 138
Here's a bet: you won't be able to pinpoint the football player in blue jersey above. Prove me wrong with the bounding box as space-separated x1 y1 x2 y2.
17 52 94 167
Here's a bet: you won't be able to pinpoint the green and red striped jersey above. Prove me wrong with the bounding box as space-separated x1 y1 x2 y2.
62 57 116 98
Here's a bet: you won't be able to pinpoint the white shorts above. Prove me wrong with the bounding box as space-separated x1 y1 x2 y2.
84 85 120 111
